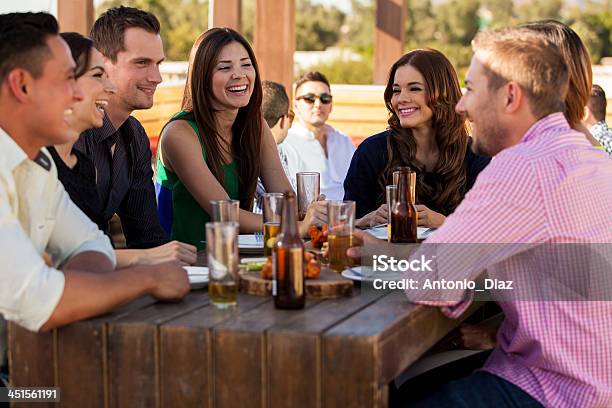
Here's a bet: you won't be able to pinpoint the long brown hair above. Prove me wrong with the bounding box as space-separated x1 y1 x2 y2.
522 20 592 128
382 49 469 215
181 27 263 210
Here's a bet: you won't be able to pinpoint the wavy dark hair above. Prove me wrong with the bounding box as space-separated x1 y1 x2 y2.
381 48 469 215
521 20 592 129
180 27 262 210
60 32 93 79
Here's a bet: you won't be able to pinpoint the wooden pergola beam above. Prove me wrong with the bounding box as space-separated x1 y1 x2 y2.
209 0 241 30
57 0 94 35
374 0 406 84
254 0 296 98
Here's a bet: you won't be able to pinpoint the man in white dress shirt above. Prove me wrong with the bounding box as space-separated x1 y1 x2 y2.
0 12 189 342
281 71 356 200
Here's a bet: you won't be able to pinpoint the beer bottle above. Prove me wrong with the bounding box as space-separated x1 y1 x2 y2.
273 191 305 309
390 169 417 243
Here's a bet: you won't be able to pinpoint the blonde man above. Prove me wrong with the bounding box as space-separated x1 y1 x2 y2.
351 27 612 407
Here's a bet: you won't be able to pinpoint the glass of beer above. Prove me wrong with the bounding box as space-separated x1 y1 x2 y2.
393 167 416 203
296 172 320 221
210 200 239 222
263 193 283 257
386 184 398 241
206 221 239 308
327 200 355 272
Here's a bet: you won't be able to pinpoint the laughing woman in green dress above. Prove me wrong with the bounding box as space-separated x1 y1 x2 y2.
156 28 326 249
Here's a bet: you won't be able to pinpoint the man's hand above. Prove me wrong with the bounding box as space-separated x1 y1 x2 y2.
415 205 446 228
355 204 388 229
346 229 382 261
142 241 197 266
147 262 190 302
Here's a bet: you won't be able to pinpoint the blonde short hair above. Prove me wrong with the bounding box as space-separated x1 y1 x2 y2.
472 27 569 119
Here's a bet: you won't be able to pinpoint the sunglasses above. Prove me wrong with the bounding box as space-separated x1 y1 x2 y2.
296 93 333 105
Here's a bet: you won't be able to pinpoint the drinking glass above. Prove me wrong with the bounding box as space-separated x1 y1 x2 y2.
327 200 355 272
392 167 416 203
296 172 320 221
210 200 239 222
386 184 398 241
262 193 283 257
206 221 239 308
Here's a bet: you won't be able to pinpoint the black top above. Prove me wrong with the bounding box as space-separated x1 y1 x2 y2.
343 130 491 219
48 146 109 235
74 114 168 249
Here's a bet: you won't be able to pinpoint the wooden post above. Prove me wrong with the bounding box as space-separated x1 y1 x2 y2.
209 0 241 30
374 0 406 84
254 0 296 98
57 0 94 35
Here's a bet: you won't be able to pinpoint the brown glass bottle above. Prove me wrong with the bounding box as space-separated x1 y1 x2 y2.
390 169 417 243
273 191 305 309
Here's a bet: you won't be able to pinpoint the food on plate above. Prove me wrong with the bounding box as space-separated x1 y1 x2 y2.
259 252 321 280
308 224 328 249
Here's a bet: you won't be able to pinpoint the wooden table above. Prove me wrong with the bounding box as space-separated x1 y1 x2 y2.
8 258 476 408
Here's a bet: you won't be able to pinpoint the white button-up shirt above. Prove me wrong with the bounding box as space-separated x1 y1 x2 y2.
0 127 115 331
280 122 356 200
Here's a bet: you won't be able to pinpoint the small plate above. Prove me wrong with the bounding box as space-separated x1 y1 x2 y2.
341 266 404 282
366 226 434 241
183 266 209 290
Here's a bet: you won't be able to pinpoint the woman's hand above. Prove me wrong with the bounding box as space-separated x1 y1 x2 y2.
355 204 388 229
141 241 198 266
415 204 446 228
298 195 328 236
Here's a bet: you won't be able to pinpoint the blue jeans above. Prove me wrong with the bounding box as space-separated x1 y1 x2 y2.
407 371 543 408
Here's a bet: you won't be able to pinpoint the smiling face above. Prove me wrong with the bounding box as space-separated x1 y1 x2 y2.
104 27 164 115
211 41 256 111
456 55 506 157
390 64 433 131
294 81 332 129
28 35 83 146
67 48 116 137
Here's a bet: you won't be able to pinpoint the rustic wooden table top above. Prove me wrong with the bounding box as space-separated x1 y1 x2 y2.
8 251 475 408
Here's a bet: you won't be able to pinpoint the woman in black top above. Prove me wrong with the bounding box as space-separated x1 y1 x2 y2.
50 32 197 267
344 49 490 228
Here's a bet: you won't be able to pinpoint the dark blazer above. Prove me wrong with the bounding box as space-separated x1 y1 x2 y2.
74 114 168 249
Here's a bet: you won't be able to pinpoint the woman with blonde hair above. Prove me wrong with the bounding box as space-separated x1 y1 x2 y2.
523 20 599 145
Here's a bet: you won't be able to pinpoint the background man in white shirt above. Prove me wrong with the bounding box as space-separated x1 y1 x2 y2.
0 12 189 338
281 71 356 200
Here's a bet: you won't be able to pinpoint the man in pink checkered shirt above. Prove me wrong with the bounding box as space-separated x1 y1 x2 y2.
352 27 612 407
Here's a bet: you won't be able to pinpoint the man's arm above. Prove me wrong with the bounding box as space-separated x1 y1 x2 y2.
45 175 116 271
39 262 189 332
61 251 114 274
118 120 169 249
407 154 546 317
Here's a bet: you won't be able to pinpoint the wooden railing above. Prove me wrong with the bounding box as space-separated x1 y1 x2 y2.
132 83 391 155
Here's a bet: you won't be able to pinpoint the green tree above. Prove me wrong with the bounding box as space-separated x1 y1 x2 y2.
96 0 208 61
480 0 514 28
515 0 562 22
296 1 346 51
339 0 375 55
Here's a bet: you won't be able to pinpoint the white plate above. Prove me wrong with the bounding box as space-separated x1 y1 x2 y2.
341 266 404 282
183 266 209 290
366 226 434 241
238 234 264 254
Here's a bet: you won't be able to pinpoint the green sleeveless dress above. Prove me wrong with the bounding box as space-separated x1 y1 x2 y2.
156 111 239 250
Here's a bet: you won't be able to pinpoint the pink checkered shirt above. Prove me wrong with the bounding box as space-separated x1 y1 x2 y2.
418 113 612 407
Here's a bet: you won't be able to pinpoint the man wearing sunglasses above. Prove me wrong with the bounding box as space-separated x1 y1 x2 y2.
280 71 356 200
